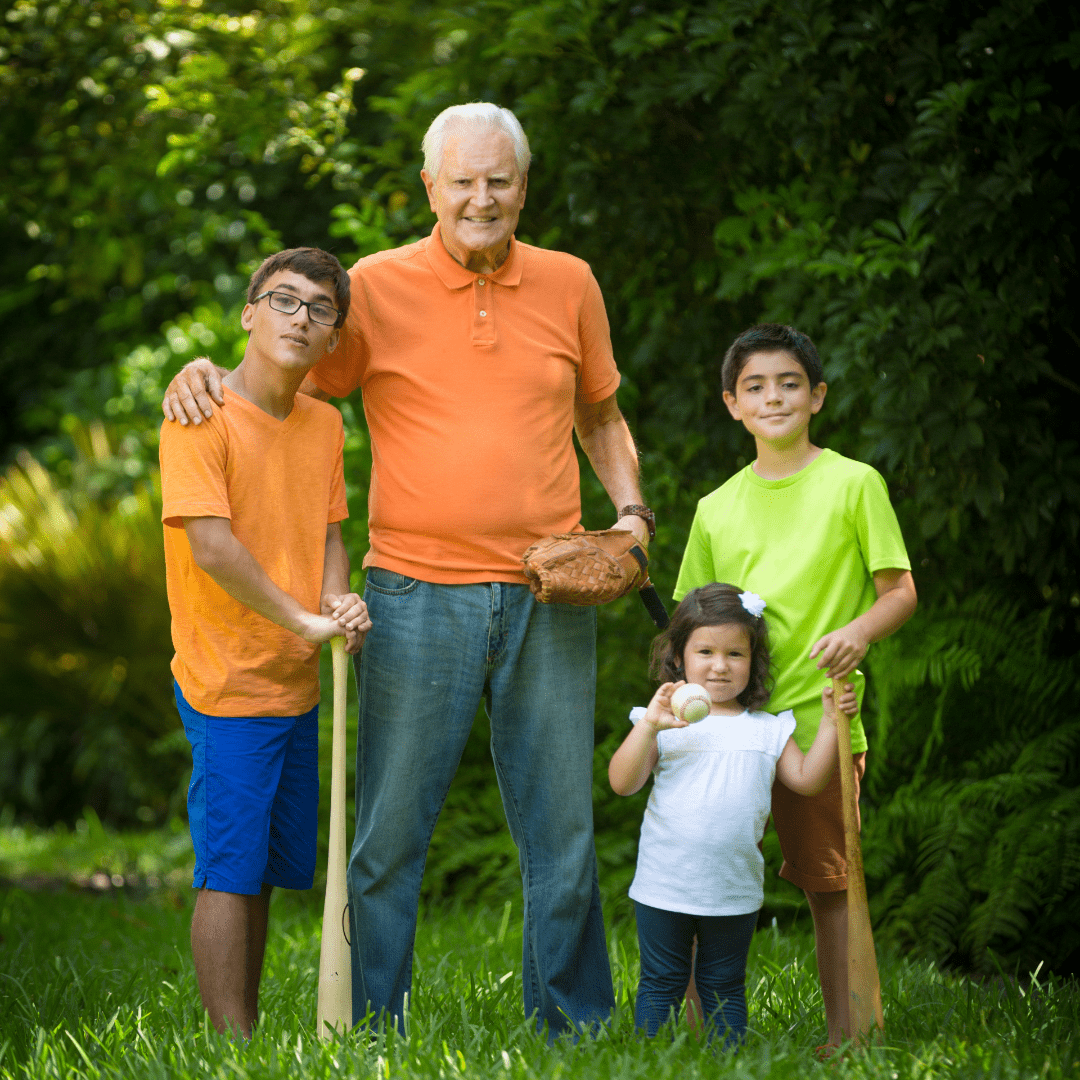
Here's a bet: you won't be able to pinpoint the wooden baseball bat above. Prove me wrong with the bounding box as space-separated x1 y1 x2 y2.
317 635 352 1038
832 675 884 1042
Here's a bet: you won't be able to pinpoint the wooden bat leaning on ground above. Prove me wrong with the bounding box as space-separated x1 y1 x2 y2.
832 674 885 1041
317 636 352 1038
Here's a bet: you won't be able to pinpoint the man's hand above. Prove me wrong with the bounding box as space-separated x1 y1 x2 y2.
163 357 227 425
612 513 650 548
322 592 372 654
810 626 870 679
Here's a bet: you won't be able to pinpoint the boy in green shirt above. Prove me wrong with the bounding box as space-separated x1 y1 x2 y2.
674 323 917 1047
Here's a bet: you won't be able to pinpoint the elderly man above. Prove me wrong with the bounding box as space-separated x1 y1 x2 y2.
162 103 652 1036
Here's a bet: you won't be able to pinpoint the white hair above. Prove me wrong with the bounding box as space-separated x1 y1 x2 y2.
421 103 531 179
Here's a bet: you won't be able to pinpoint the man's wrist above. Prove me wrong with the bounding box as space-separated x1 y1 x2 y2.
618 504 655 540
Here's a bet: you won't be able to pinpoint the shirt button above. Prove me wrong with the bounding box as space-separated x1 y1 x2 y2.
479 310 487 317
477 279 485 285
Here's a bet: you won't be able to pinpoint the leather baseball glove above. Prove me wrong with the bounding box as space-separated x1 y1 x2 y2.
522 530 670 627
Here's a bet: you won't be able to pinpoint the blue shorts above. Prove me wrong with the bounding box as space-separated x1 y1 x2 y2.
174 681 319 895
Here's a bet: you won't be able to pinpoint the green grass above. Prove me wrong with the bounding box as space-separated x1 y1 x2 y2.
2 877 1078 1080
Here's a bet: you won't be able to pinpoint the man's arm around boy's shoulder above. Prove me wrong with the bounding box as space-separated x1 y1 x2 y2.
162 360 332 426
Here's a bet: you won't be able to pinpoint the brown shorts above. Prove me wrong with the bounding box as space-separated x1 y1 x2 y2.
770 752 866 893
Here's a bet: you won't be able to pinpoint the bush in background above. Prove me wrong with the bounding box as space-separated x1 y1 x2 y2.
0 422 182 824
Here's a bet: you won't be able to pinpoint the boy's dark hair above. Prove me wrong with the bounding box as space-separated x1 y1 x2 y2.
247 248 351 327
650 583 773 712
721 323 824 396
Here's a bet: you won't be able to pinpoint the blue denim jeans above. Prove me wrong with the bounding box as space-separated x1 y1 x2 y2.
634 901 757 1047
347 569 615 1035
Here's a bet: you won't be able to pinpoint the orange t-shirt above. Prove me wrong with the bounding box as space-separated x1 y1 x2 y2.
309 224 621 584
159 388 348 716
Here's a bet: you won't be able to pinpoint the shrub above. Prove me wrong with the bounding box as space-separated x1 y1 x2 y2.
0 422 183 825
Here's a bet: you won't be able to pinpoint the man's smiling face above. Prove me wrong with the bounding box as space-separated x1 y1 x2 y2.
422 123 527 273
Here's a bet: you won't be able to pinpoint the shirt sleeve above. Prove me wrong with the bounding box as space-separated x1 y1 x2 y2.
575 268 621 403
673 502 717 600
773 709 798 755
855 469 911 574
629 706 647 725
327 414 349 524
159 417 232 528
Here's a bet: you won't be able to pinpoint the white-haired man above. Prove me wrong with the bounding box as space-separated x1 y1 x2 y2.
162 102 652 1037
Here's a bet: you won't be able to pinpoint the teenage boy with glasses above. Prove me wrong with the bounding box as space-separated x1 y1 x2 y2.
159 247 372 1037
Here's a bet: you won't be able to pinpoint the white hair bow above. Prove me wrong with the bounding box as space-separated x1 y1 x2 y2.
739 591 766 618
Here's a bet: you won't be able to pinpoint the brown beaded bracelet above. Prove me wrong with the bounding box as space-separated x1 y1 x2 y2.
618 504 655 541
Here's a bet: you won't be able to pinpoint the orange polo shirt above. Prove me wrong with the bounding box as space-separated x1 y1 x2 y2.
160 389 348 716
309 224 621 584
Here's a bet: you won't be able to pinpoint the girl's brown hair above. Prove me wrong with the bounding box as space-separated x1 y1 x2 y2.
649 583 773 712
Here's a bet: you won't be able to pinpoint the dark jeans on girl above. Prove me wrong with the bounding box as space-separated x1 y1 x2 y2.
634 900 758 1047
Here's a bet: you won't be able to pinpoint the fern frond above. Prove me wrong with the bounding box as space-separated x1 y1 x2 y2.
1011 720 1080 778
861 586 1078 975
964 878 1042 973
957 771 1061 813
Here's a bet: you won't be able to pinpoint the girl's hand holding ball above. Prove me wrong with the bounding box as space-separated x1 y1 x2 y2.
643 682 693 731
670 683 712 723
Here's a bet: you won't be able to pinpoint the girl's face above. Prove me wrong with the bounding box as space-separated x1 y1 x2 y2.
682 623 752 716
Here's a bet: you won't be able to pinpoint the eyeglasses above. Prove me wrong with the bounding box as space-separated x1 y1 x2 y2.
252 290 341 326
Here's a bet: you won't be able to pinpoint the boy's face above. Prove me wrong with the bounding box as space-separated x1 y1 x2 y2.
723 350 826 449
240 269 340 373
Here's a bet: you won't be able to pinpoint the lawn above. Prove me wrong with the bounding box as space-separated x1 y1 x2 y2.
2 826 1077 1080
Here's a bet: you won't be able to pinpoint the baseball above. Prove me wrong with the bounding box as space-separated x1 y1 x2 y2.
670 683 711 723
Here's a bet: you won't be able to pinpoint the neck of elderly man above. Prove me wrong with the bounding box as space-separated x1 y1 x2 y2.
420 120 529 275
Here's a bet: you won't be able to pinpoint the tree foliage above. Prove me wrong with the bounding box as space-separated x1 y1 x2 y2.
6 0 1077 611
0 0 409 446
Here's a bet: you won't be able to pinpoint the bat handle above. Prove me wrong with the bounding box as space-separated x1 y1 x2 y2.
638 580 670 628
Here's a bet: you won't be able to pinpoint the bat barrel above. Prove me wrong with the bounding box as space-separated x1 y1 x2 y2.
832 675 884 1042
318 636 352 1038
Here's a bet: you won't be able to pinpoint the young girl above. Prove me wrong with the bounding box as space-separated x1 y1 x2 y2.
608 582 856 1046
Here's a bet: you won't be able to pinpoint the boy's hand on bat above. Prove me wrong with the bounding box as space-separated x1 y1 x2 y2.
810 625 869 679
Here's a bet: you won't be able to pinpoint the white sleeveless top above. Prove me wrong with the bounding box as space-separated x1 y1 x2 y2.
627 707 796 917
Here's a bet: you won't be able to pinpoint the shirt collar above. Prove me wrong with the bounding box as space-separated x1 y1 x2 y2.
425 221 523 289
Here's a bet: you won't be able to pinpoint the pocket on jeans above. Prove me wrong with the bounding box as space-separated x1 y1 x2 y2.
364 566 420 596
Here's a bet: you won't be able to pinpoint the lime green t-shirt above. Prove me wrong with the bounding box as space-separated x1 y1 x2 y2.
674 449 910 753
